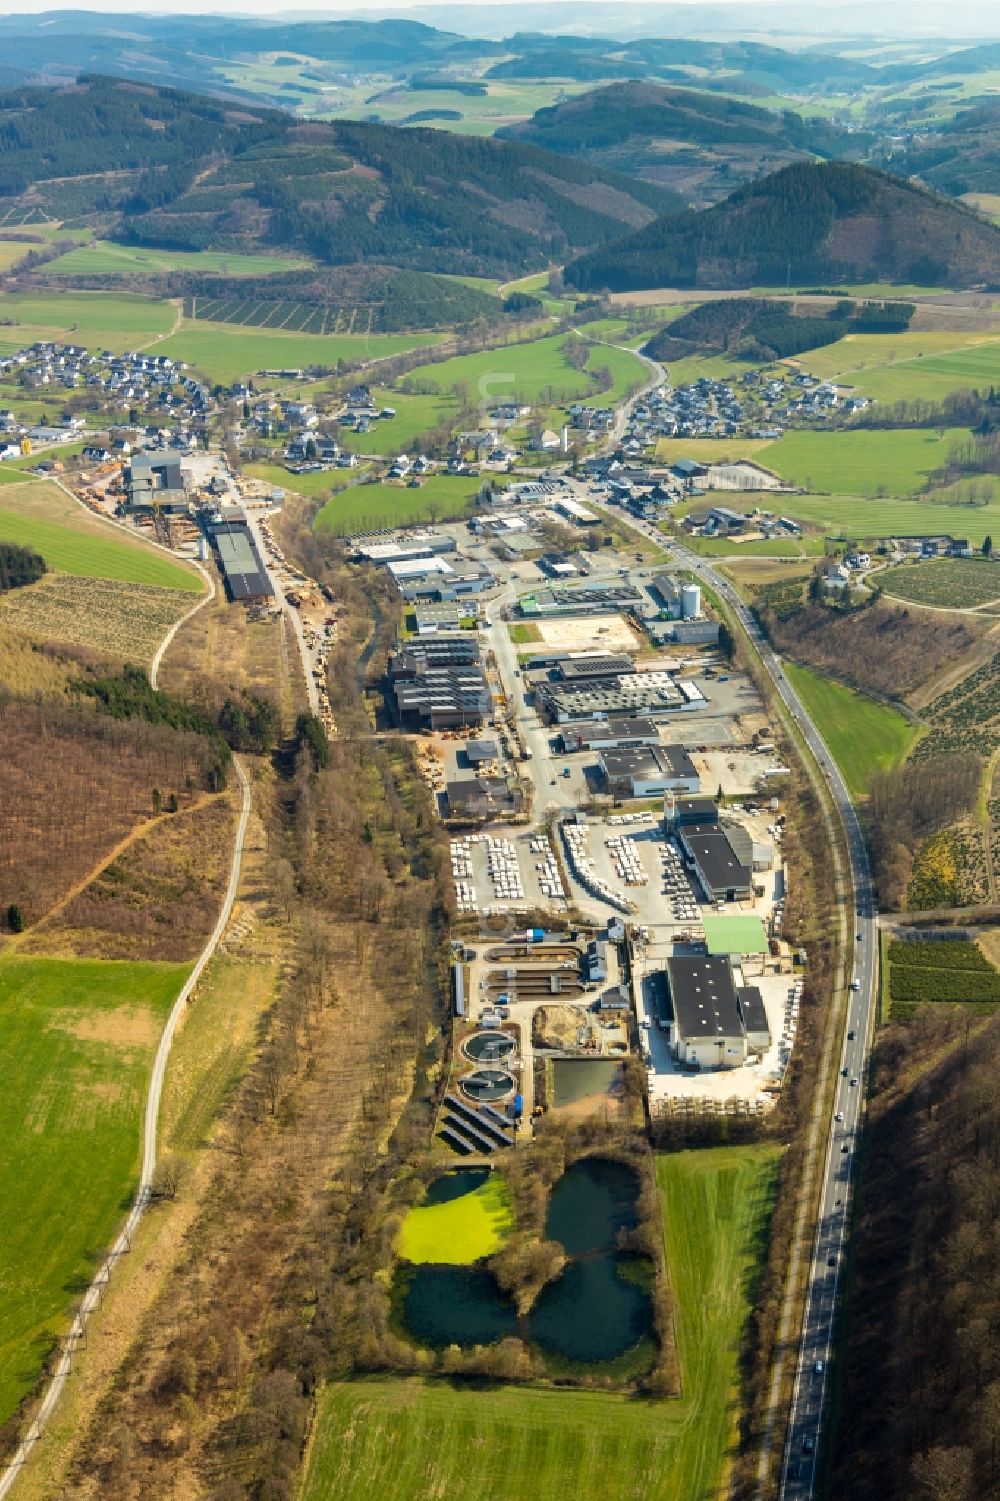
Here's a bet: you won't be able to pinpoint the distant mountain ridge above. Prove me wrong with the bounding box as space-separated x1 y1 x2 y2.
564 161 1000 292
499 81 866 203
0 76 679 278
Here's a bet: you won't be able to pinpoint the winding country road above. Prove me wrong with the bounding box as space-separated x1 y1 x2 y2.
0 758 251 1500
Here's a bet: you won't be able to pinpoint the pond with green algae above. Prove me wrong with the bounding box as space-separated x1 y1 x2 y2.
397 1156 654 1368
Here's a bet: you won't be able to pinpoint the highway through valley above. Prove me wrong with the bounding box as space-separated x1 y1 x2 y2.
588 496 876 1500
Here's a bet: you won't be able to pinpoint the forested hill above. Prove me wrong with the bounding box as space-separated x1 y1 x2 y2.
0 76 679 277
564 161 1000 293
498 81 863 203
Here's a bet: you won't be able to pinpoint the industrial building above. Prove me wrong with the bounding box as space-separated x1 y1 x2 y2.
560 716 660 753
677 820 754 902
538 671 704 724
600 743 700 798
387 639 491 731
205 517 273 604
412 601 471 633
655 955 768 1069
519 584 643 618
445 776 523 819
555 653 635 683
124 453 188 514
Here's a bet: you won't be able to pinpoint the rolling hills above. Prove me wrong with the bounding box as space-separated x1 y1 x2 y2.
0 76 678 280
499 81 863 203
564 161 1000 293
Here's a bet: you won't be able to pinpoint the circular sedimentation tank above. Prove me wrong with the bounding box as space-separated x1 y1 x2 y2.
461 1068 515 1103
463 1031 515 1064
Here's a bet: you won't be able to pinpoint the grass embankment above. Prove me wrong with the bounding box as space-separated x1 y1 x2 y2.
0 955 189 1424
397 1174 514 1265
0 487 201 589
784 661 919 799
299 1144 781 1501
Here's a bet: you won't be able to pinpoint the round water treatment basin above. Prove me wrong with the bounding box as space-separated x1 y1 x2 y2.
463 1031 515 1064
461 1068 515 1103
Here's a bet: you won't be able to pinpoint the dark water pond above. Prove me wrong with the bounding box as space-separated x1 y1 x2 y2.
400 1265 518 1348
398 1157 653 1367
422 1168 490 1207
545 1155 640 1256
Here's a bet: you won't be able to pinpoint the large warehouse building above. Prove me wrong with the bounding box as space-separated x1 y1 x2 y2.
206 517 274 604
653 955 771 1069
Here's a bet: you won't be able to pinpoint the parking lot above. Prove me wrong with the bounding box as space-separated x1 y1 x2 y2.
450 830 569 916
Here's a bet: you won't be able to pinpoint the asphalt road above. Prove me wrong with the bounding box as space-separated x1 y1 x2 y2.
608 508 876 1499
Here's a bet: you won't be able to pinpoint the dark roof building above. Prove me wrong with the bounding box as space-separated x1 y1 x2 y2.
737 986 771 1047
560 716 660 752
678 822 753 901
206 519 273 603
600 743 700 797
663 955 748 1068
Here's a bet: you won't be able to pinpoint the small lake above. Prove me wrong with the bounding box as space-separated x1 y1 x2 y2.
397 1156 653 1369
545 1155 640 1256
399 1265 518 1348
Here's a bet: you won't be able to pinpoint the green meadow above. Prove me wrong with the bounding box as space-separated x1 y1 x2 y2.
793 331 1000 403
314 476 482 534
45 241 311 278
0 956 189 1423
0 290 176 350
299 1145 781 1501
756 492 1000 546
784 662 920 797
158 322 441 385
757 427 966 497
0 489 202 590
399 332 646 407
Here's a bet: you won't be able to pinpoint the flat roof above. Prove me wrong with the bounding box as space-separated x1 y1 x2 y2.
682 825 752 894
737 986 769 1037
387 555 454 579
702 914 768 956
666 955 742 1041
210 523 272 601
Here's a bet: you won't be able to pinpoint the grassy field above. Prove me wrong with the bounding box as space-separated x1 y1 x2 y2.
397 1174 513 1265
880 556 1000 609
792 332 1000 404
0 482 202 590
45 241 310 278
784 661 920 797
156 322 441 385
687 535 824 558
754 428 967 497
656 437 771 464
399 332 646 407
0 954 189 1424
749 491 1000 546
335 389 460 455
299 1144 781 1501
0 240 31 272
0 291 176 351
314 476 482 534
